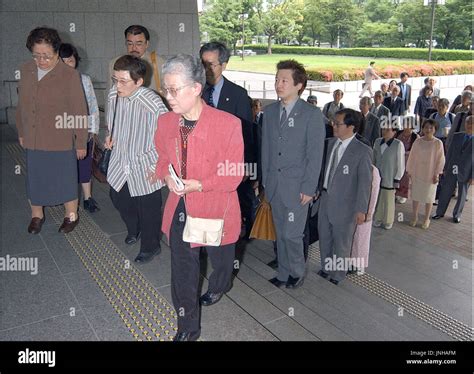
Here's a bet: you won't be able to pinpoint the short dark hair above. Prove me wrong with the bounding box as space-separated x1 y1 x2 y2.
252 98 262 108
124 25 150 41
370 61 375 65
424 77 430 84
421 85 433 96
59 43 81 68
336 108 361 133
276 59 308 95
26 27 62 53
113 55 147 83
400 72 409 79
307 95 317 104
422 118 439 132
199 42 231 64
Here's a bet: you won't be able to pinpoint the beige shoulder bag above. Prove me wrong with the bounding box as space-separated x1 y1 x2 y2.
150 51 162 94
174 129 228 247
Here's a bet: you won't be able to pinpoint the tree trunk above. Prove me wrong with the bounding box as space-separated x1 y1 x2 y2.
267 35 272 55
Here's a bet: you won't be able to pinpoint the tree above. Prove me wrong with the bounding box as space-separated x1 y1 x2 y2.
199 0 255 54
302 0 327 46
434 0 473 49
253 0 303 53
392 0 432 48
320 0 359 47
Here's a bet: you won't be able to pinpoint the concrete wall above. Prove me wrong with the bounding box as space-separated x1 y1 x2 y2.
0 0 200 123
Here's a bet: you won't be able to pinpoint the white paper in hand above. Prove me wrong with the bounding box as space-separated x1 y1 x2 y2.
168 164 185 191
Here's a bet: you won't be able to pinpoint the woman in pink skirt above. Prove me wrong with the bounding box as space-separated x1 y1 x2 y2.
406 119 446 229
350 165 381 274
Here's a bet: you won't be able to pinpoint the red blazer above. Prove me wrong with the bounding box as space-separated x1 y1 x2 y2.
155 101 244 248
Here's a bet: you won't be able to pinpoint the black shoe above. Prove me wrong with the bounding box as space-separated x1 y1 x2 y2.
58 216 79 233
267 259 278 269
453 217 461 223
347 269 358 275
83 197 100 213
286 275 304 289
317 270 329 279
125 232 140 245
432 214 444 220
28 217 45 234
269 277 286 288
173 330 200 341
134 247 160 264
329 278 339 285
200 291 224 306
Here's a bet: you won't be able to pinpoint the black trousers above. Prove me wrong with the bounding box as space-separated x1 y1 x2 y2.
170 198 235 333
237 179 259 238
109 183 162 253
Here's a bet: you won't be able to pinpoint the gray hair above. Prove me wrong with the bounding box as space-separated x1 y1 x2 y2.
162 54 206 91
360 96 372 106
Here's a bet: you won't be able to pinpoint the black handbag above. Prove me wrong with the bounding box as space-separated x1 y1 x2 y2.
96 96 119 178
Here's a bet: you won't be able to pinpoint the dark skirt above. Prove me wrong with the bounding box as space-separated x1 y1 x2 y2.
26 149 78 206
77 138 94 183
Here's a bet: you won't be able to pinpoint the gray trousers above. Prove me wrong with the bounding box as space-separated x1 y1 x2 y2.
318 191 357 282
436 175 470 219
270 192 308 281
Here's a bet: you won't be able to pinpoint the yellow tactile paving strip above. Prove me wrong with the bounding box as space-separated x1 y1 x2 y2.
308 245 473 341
7 143 178 341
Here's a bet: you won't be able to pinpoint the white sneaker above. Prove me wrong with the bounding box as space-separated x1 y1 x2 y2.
398 197 407 204
373 220 383 227
383 223 393 230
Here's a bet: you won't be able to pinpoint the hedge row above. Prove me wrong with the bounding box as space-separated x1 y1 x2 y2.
307 61 473 82
244 45 473 61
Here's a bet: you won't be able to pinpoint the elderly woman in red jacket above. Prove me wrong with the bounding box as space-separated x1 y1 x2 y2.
153 54 244 341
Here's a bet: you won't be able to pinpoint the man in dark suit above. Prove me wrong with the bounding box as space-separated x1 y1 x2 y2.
314 109 372 285
384 85 405 117
200 42 257 242
397 72 412 114
359 97 381 145
371 90 390 120
432 115 473 223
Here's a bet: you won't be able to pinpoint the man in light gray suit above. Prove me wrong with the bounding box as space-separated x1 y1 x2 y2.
315 109 373 285
261 60 325 289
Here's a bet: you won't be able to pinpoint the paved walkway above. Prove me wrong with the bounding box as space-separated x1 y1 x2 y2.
0 122 472 341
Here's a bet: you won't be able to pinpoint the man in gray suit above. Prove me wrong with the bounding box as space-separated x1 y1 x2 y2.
359 96 381 145
432 116 473 223
261 60 325 289
371 90 390 120
315 109 373 285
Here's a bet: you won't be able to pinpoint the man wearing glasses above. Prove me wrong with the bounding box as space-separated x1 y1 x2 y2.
199 42 257 248
107 25 164 95
105 55 168 264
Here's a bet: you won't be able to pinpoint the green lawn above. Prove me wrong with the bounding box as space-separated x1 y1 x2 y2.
227 54 426 74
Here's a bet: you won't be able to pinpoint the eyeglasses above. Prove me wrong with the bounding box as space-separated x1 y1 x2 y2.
162 84 193 98
126 41 146 47
111 77 134 86
32 54 55 61
202 61 221 69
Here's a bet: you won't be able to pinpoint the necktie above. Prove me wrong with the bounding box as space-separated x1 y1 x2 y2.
327 141 342 190
208 86 215 107
280 107 287 127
